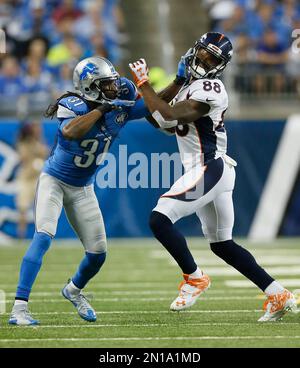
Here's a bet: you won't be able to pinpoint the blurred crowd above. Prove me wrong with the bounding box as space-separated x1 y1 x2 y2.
0 0 298 111
204 0 300 95
0 0 127 114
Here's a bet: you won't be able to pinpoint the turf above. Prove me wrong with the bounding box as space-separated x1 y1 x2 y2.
0 238 299 348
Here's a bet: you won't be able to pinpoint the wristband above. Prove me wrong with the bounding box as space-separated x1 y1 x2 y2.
95 103 113 114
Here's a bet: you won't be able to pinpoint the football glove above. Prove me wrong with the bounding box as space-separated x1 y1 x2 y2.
175 48 193 84
97 99 135 114
129 58 149 87
109 99 135 110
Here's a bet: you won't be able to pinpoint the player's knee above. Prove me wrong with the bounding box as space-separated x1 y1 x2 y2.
23 231 52 264
35 220 57 238
203 227 232 244
149 211 172 235
85 236 107 254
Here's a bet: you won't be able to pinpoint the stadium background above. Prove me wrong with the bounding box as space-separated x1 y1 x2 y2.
0 0 299 242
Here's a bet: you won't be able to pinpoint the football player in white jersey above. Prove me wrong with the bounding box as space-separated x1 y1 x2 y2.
129 32 297 322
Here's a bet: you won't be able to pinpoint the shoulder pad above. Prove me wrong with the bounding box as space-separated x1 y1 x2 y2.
117 77 138 101
58 96 89 116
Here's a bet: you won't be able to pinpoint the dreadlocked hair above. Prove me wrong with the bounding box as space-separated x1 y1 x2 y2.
44 91 82 119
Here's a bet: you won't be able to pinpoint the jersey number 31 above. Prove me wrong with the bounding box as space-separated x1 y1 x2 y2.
74 138 110 168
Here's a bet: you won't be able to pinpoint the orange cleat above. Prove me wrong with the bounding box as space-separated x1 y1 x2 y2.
170 273 211 311
258 289 298 322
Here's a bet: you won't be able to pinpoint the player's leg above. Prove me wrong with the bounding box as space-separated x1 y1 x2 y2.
198 190 297 321
62 184 107 322
9 173 64 325
150 159 229 311
149 211 210 312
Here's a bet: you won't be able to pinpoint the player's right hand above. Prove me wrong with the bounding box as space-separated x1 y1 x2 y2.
129 58 149 87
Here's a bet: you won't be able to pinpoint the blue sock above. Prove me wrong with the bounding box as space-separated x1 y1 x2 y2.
72 252 106 289
210 240 274 291
149 211 197 274
16 232 52 301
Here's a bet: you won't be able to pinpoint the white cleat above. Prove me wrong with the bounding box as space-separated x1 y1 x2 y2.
62 283 97 322
8 304 39 326
170 273 211 311
258 289 298 322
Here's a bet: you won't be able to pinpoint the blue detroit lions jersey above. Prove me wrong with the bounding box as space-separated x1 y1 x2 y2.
43 77 148 187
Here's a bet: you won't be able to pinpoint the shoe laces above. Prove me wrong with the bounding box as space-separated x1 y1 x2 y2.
12 305 33 320
74 293 93 314
179 274 208 289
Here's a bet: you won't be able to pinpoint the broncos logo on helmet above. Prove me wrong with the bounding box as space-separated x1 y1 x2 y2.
188 32 233 79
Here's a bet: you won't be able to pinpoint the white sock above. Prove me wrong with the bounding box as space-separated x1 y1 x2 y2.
189 267 203 279
66 280 81 295
264 281 285 296
14 300 27 307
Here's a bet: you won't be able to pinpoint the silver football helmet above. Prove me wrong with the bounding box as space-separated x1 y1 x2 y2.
73 56 120 103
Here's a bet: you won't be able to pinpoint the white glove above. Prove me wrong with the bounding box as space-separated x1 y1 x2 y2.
129 58 149 87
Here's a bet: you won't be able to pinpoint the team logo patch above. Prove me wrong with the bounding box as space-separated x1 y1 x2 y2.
116 112 128 124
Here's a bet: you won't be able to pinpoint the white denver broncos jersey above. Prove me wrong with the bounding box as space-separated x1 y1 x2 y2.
172 77 228 171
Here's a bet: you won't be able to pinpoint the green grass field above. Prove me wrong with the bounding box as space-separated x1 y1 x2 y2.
0 238 299 348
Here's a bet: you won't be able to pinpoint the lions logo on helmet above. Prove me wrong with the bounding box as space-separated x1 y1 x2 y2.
79 63 100 81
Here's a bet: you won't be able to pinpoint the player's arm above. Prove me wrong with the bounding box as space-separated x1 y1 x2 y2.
156 81 182 103
129 59 209 127
62 105 111 140
143 81 184 131
145 50 193 130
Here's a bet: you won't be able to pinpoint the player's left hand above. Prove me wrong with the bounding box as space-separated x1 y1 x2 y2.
129 58 149 87
109 99 136 111
177 48 193 80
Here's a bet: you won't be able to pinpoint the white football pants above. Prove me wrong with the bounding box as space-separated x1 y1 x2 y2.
153 156 236 243
34 173 107 254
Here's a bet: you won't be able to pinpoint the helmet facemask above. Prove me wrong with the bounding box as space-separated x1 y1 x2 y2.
190 45 228 79
92 77 120 103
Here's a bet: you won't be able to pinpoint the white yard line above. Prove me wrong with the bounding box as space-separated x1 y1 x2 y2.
1 336 300 342
2 322 300 329
4 296 262 303
4 290 261 297
2 266 300 276
1 309 263 315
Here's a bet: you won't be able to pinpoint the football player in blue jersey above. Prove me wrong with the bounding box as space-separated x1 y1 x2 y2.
8 55 190 325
